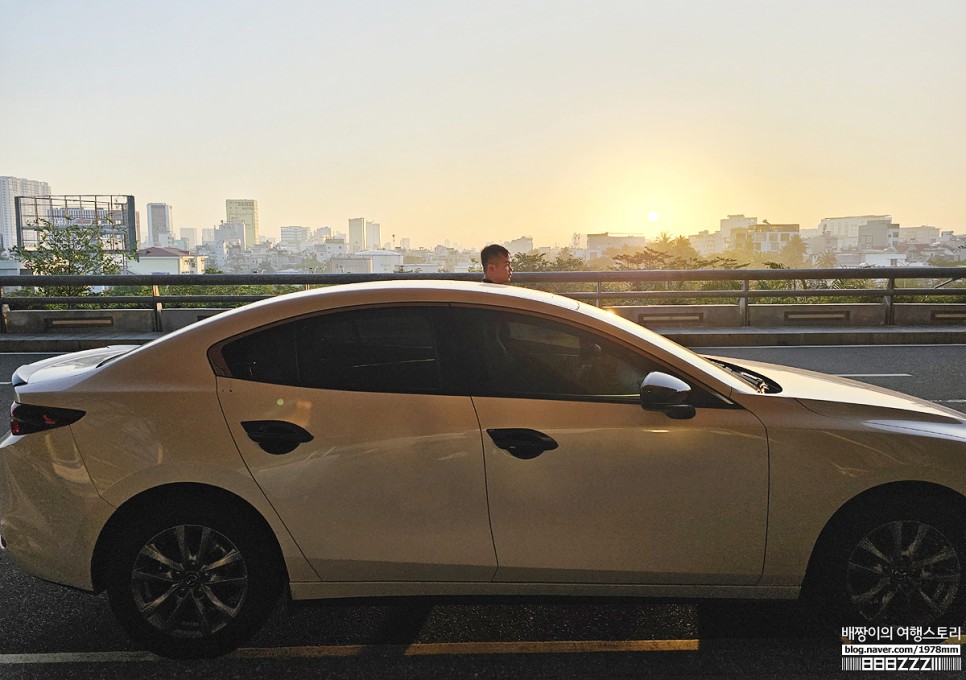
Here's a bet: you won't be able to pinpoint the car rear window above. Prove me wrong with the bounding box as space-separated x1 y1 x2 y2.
215 307 442 394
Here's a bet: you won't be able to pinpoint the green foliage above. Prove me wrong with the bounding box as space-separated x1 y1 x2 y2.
815 250 838 268
110 269 301 308
604 244 749 305
776 235 808 268
11 218 131 299
510 252 552 272
551 248 587 272
509 249 595 295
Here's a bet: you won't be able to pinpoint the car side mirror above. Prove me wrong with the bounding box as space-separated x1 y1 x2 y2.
640 372 696 420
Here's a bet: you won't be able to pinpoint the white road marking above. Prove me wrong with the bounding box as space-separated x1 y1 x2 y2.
0 651 160 664
835 373 912 378
0 639 701 664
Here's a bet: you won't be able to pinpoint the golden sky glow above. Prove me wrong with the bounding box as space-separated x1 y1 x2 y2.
2 1 964 249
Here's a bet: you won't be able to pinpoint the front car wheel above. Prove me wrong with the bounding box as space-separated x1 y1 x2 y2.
809 501 966 627
846 519 961 625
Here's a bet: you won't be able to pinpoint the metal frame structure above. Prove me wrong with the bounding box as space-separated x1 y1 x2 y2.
14 194 136 253
0 266 963 332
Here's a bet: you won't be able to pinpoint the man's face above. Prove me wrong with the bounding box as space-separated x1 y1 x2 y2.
485 255 512 284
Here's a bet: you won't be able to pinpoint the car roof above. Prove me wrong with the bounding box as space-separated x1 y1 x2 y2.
162 280 583 341
60 279 747 399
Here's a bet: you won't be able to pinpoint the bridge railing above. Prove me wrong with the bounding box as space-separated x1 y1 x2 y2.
0 266 963 332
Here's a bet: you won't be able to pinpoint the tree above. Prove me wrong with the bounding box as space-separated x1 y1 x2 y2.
551 248 587 272
815 250 839 268
12 217 131 298
776 235 808 268
510 251 552 272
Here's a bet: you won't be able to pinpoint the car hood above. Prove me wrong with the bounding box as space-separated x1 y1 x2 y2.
716 357 966 425
11 345 139 386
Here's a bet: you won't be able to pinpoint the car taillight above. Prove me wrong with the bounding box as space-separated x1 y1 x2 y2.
10 403 85 435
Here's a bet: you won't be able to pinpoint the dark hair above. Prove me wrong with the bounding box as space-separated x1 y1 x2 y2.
480 244 510 267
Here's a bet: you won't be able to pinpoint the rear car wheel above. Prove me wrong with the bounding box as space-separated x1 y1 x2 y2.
106 506 282 658
811 503 966 626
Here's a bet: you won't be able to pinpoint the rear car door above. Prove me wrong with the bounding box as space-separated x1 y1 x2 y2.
211 305 496 582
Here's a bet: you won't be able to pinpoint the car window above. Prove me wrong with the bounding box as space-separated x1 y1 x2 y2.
450 308 662 401
216 307 443 394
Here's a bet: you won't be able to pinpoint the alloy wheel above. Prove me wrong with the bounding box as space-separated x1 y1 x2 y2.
846 520 961 625
129 524 249 638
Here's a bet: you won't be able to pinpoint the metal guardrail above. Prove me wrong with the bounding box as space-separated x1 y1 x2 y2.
0 267 964 332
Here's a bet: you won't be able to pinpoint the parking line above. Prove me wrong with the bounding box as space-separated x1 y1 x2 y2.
235 639 701 658
0 639 700 664
0 651 161 665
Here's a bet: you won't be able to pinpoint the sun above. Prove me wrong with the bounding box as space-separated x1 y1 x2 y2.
646 211 660 222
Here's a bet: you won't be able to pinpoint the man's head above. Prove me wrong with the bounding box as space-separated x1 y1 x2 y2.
481 244 512 284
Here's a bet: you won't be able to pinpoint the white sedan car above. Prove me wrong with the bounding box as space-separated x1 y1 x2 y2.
2 281 965 658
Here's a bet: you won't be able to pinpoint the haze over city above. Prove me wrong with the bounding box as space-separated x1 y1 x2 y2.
3 0 965 248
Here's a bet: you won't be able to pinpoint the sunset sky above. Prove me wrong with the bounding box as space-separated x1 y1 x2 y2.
3 0 964 249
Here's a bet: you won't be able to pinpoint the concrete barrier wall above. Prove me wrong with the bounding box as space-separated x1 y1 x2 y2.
893 303 966 325
4 303 965 335
607 303 966 329
608 304 742 328
159 309 228 333
5 309 156 334
748 303 886 327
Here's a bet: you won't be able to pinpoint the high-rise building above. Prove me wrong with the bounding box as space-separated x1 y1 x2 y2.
146 203 174 247
365 221 381 250
214 221 246 246
226 199 259 247
180 228 198 251
0 176 50 251
280 226 311 252
348 217 366 252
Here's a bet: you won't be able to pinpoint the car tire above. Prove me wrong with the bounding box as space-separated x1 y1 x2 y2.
106 503 283 659
809 500 966 627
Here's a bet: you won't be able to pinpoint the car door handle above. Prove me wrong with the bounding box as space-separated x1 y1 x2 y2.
241 420 314 455
486 428 558 460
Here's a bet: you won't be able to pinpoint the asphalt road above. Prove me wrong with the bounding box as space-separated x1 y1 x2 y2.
701 343 966 412
0 345 964 679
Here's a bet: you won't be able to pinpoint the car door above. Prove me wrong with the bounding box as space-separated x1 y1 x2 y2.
212 305 496 582
449 307 769 585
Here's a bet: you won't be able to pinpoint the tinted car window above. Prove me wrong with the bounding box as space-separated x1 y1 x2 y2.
450 308 662 400
217 307 442 394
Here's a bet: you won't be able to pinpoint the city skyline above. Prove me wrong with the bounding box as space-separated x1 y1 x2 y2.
3 1 964 248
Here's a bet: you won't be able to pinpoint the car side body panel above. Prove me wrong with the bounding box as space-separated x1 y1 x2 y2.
11 341 320 586
0 428 114 590
739 395 966 586
216 378 497 581
474 396 769 584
